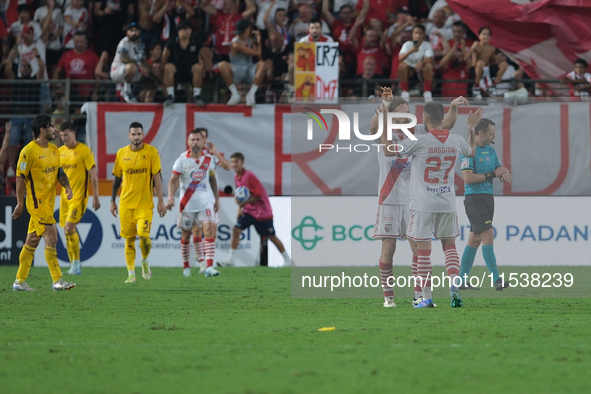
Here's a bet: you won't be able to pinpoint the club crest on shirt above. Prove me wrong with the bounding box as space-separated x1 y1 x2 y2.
191 169 206 182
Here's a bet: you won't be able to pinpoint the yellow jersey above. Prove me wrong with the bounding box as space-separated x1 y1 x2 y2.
16 141 60 219
112 144 162 210
59 142 96 202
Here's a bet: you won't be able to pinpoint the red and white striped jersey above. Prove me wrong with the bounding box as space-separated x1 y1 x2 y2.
398 129 472 213
377 124 427 205
172 151 217 212
63 6 88 49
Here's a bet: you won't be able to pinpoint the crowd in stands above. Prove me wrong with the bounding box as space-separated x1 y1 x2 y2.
0 0 558 109
0 0 586 108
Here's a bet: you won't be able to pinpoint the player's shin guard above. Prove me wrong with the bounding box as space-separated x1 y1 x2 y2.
140 237 151 260
193 235 204 262
482 244 499 282
45 247 62 282
125 238 136 271
16 245 36 282
180 239 191 268
379 261 394 298
65 230 80 262
417 249 432 300
460 245 477 284
443 245 460 285
204 238 215 267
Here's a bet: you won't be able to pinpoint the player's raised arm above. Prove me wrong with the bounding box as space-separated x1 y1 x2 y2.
110 176 122 217
442 96 469 130
466 108 483 157
207 142 231 170
166 172 180 210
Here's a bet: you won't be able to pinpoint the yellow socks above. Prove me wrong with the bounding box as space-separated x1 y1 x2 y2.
125 238 136 271
45 247 62 282
65 230 80 262
16 245 36 282
140 237 151 260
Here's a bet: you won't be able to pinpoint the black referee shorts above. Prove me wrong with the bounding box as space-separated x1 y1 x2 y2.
464 194 495 234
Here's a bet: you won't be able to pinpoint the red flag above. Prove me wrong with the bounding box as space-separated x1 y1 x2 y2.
447 0 591 81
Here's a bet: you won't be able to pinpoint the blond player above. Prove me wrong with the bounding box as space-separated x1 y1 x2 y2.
59 122 100 275
12 115 76 291
110 122 167 283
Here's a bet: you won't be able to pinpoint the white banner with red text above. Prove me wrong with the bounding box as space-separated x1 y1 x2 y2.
83 101 591 197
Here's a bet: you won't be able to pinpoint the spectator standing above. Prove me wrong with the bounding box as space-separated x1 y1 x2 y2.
289 4 330 42
354 0 386 27
94 0 135 57
53 32 99 105
298 17 334 43
263 1 291 49
353 22 388 77
137 0 161 46
152 0 195 45
424 9 452 60
11 9 53 81
255 0 289 31
438 21 471 98
10 4 42 42
33 0 63 76
63 0 89 50
321 0 358 62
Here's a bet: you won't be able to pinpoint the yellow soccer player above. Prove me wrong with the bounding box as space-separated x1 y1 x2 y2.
12 115 76 292
59 122 101 275
110 122 167 283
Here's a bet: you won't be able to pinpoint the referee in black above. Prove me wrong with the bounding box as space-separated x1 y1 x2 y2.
458 118 512 290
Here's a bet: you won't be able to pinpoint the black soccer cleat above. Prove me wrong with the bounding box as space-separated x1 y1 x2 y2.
494 278 510 291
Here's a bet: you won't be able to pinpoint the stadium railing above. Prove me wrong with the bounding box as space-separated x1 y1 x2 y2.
0 78 570 123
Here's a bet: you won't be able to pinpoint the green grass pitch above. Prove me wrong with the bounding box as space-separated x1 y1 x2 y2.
1 266 590 394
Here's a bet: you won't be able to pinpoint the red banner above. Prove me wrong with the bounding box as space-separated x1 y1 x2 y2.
447 0 591 81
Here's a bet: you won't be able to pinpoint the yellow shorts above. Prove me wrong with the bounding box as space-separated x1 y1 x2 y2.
28 214 56 236
120 208 153 239
59 198 87 227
